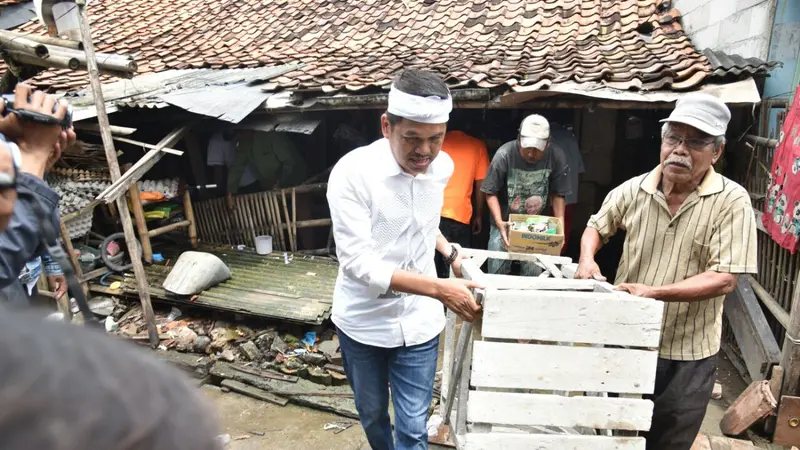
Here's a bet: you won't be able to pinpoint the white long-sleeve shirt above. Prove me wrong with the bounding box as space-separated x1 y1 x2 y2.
327 138 454 348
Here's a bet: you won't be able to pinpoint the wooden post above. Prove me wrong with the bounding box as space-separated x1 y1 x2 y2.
781 265 800 397
57 218 81 322
127 180 153 263
183 188 198 247
76 0 159 347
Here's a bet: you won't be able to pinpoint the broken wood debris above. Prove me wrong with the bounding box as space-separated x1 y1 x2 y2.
691 433 761 449
720 380 777 436
210 361 358 419
228 363 298 383
220 379 289 406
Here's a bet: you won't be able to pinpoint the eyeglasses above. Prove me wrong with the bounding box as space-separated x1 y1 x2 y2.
663 134 715 151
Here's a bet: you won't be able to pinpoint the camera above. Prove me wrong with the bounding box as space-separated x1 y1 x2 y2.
1 93 73 130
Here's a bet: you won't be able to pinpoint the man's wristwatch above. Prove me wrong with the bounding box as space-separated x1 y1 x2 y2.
443 245 459 266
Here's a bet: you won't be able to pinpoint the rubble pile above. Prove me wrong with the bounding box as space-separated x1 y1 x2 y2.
110 302 346 388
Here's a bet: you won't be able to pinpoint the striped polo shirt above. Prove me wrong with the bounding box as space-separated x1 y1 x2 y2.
588 166 758 361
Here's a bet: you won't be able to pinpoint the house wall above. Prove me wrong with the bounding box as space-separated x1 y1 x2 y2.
675 0 777 59
764 0 800 135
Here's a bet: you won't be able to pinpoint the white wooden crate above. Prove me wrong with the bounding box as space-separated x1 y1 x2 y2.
440 248 664 450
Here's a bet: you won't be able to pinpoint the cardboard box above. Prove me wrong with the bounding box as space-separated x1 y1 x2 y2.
507 214 564 256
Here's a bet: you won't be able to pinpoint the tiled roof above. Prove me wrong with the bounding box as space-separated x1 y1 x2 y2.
11 0 714 94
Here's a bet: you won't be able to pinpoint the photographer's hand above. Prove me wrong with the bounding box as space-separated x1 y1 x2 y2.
2 84 71 179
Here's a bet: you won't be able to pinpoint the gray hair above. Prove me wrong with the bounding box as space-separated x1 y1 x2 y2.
661 123 726 151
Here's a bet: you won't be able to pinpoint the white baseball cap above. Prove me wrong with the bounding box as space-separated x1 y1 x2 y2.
660 93 731 136
519 114 550 150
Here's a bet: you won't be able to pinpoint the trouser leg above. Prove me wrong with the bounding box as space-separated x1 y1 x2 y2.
643 355 717 450
337 329 394 450
389 335 440 450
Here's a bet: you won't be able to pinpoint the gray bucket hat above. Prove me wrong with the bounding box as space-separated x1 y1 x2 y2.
660 93 731 137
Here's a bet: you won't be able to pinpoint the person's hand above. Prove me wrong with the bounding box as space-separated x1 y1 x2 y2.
0 142 17 232
47 127 76 170
48 275 67 300
497 221 510 249
226 192 235 211
471 216 482 235
616 283 657 298
574 258 606 281
450 250 468 278
434 278 483 322
4 84 70 177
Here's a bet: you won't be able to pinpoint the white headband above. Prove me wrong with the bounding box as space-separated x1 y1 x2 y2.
387 84 453 124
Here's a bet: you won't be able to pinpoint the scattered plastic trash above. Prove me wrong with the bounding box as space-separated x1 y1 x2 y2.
109 281 122 290
324 421 356 434
104 316 119 333
306 272 316 276
167 307 183 321
427 414 443 437
301 331 316 347
236 245 246 251
153 253 164 262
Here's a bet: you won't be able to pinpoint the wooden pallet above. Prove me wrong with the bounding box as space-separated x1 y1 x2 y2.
441 248 664 450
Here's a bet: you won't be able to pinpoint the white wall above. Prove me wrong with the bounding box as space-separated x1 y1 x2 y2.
675 0 777 60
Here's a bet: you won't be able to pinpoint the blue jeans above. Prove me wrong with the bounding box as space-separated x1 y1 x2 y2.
338 329 439 450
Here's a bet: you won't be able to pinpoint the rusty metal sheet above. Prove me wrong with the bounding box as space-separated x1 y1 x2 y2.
773 395 800 446
103 245 337 325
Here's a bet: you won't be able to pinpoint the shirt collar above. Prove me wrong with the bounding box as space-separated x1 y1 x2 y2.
641 165 723 197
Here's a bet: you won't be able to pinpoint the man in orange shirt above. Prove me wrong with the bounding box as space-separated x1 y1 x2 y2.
434 129 490 278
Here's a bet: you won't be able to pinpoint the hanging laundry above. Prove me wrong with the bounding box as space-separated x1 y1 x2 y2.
764 88 800 253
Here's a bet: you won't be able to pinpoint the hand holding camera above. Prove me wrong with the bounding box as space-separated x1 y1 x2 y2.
0 83 76 178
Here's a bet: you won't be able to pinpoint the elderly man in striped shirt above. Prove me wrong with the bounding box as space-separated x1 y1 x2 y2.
575 93 758 450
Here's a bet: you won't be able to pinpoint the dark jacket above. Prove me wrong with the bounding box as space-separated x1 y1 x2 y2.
0 172 61 304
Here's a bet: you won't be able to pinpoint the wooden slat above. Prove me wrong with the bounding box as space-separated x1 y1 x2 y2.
724 277 781 381
463 433 645 450
482 290 663 347
484 274 596 291
467 391 653 431
471 342 658 394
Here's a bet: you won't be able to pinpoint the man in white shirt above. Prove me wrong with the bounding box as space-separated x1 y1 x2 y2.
327 70 483 450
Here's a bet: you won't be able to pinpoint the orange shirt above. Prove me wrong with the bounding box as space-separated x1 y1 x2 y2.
440 131 490 225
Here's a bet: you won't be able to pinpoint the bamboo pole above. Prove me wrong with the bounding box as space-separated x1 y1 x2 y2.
261 192 279 250
281 190 295 252
148 220 191 237
76 0 159 348
0 29 80 50
183 189 198 247
127 179 152 263
0 34 48 57
58 218 82 322
292 188 298 251
270 192 287 251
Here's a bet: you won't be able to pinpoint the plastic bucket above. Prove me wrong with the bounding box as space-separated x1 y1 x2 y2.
255 235 273 255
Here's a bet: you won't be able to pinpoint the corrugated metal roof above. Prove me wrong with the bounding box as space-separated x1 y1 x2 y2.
703 49 782 79
67 64 299 123
110 246 337 325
